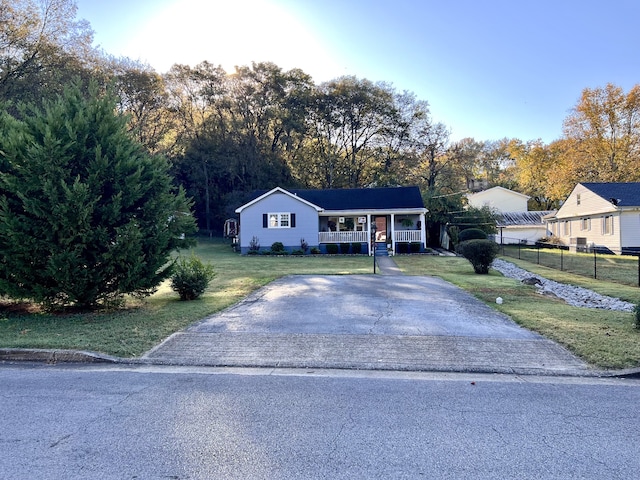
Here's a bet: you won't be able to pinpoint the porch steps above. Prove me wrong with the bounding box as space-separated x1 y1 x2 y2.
374 242 389 256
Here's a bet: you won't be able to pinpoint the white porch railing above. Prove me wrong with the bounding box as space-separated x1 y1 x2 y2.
394 230 422 242
318 231 369 243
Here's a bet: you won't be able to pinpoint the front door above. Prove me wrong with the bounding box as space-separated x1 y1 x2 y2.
374 216 387 242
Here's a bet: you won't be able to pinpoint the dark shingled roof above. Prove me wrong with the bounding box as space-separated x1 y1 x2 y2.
245 186 425 210
582 182 640 206
289 186 424 210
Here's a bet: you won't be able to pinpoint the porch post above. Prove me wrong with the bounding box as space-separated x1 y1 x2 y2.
390 213 395 253
420 212 427 249
368 214 373 256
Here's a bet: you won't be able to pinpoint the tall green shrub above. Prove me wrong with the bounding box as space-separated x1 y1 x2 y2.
0 82 196 309
457 239 499 274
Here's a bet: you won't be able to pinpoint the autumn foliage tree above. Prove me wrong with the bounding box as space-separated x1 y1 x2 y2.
0 0 98 110
557 83 640 194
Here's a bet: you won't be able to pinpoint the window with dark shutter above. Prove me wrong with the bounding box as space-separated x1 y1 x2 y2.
265 212 293 228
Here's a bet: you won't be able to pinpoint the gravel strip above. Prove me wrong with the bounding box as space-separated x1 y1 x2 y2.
491 259 635 312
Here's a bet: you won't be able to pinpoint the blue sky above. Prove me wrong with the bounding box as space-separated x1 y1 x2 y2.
76 0 640 144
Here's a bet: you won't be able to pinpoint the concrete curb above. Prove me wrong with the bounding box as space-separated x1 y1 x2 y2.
2 347 640 379
0 348 124 364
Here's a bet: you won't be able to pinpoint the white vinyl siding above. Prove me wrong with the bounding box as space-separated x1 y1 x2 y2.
466 187 529 212
620 213 640 250
548 184 640 254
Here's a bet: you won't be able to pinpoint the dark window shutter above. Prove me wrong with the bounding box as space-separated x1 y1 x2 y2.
291 213 296 228
263 214 268 228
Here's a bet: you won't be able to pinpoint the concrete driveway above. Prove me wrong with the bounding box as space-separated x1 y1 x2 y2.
144 275 590 376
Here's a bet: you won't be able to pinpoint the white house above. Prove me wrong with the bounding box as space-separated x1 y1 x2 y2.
545 182 640 255
234 186 428 255
495 211 555 245
466 186 530 212
466 186 550 244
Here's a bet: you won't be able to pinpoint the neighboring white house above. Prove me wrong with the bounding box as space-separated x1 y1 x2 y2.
234 186 428 255
545 182 640 255
495 211 555 245
465 186 551 244
466 186 529 212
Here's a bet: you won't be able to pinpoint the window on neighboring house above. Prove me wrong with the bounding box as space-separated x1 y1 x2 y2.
576 193 581 205
580 217 590 231
563 220 570 236
602 215 614 235
264 212 295 228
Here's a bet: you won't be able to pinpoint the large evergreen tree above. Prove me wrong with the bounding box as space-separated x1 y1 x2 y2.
0 81 196 309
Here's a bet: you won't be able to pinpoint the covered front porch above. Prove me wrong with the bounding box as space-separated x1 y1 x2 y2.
318 211 427 254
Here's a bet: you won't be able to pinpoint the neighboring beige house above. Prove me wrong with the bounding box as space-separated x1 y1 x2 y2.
466 186 529 212
466 186 550 244
545 182 640 255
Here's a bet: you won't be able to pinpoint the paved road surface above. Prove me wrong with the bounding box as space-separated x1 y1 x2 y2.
1 365 638 479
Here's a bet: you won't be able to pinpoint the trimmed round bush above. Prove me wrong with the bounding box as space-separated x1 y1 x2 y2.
457 239 499 274
340 243 350 254
271 242 285 253
170 255 215 300
351 242 362 254
326 243 339 254
458 228 488 243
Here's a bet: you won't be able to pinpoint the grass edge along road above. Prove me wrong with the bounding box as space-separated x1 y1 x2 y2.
394 255 640 369
1 238 639 369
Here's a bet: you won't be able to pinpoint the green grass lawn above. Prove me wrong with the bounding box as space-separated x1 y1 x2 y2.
501 245 640 287
0 238 373 358
393 254 640 369
2 239 639 369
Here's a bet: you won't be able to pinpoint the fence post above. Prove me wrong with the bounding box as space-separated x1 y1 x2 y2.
537 244 540 264
560 248 563 271
518 242 521 260
638 255 640 287
593 248 597 279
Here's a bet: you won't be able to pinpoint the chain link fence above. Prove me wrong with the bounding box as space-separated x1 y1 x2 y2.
498 237 640 287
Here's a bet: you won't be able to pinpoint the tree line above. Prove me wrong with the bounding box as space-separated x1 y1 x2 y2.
3 0 640 237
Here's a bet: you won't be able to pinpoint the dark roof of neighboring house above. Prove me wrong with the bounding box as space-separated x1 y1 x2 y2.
582 182 640 206
245 186 425 211
496 211 555 227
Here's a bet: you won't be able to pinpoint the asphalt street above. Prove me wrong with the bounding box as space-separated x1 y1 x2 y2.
1 365 638 479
